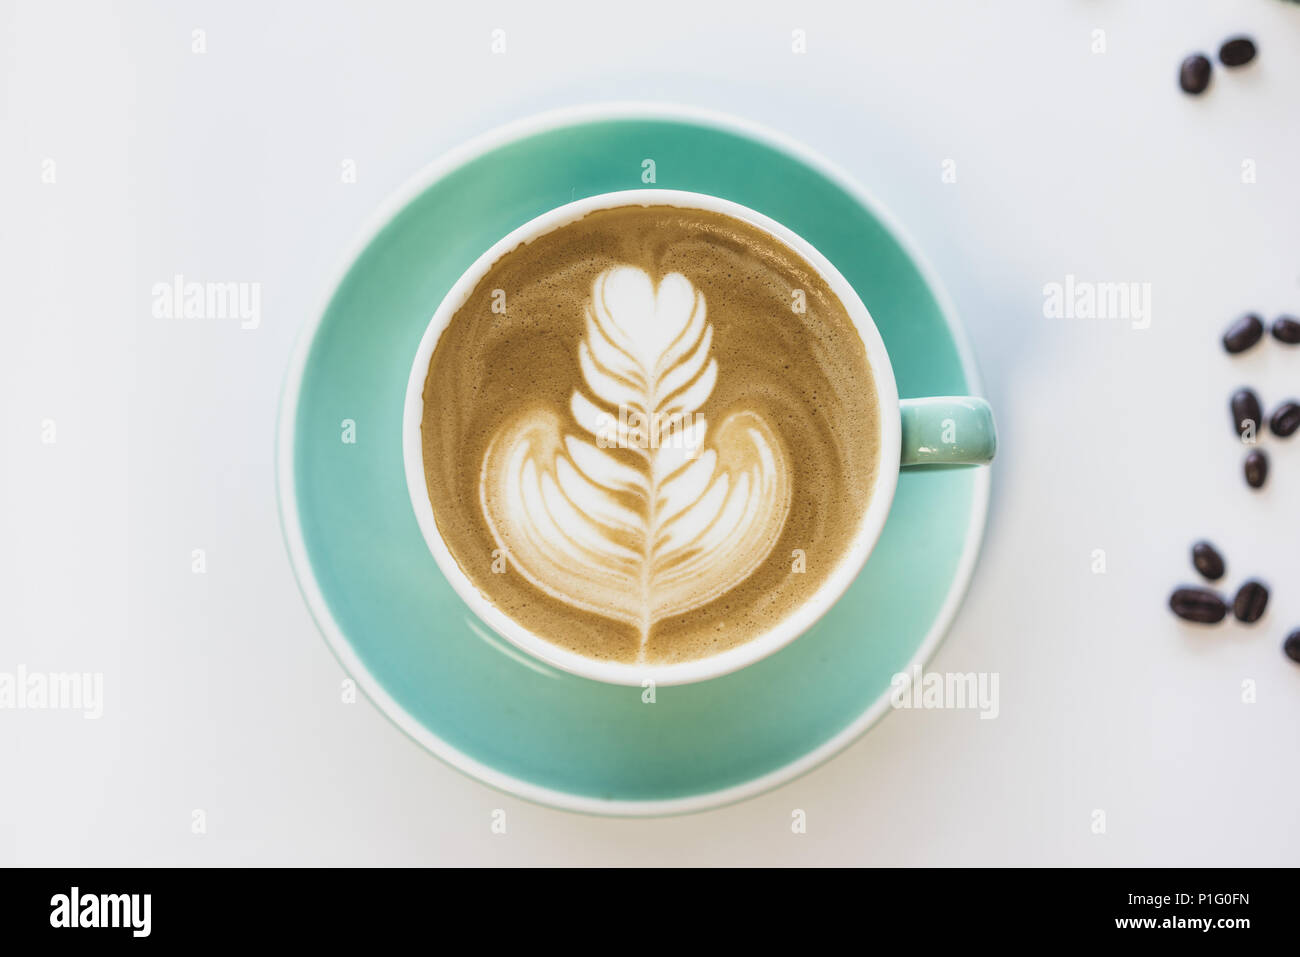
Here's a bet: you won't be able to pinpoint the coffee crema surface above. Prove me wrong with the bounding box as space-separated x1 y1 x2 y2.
420 205 880 664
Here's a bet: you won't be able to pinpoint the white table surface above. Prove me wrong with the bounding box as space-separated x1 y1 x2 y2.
3 0 1298 866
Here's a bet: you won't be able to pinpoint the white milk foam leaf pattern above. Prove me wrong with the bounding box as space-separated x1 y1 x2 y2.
480 267 791 660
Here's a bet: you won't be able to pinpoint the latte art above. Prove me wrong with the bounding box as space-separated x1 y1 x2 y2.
420 205 880 664
480 267 791 659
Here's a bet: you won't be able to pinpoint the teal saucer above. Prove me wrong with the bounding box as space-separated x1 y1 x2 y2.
277 104 990 815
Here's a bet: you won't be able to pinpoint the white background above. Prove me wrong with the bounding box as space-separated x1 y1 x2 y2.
3 0 1299 865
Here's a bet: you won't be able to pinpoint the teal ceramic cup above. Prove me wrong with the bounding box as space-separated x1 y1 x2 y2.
404 189 996 688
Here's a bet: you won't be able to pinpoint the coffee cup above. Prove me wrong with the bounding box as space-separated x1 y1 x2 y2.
403 189 995 686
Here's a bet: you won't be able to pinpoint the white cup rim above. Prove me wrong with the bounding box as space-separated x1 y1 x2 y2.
403 188 902 686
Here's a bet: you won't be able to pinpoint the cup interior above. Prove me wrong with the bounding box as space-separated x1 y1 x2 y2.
403 189 901 685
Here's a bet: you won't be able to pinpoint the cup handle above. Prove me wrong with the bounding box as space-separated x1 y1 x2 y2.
899 396 997 468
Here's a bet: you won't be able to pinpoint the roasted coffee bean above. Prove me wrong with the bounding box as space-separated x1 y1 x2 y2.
1272 315 1300 344
1191 541 1226 581
1232 580 1269 623
1284 630 1300 664
1219 36 1257 67
1222 314 1264 353
1179 54 1212 94
1230 388 1262 439
1270 401 1300 438
1169 587 1228 624
1244 449 1268 488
